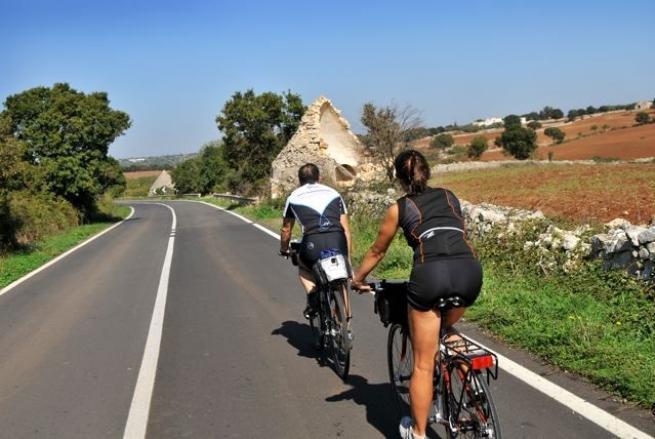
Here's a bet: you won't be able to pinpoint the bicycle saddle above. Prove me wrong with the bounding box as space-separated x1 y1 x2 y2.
435 296 465 311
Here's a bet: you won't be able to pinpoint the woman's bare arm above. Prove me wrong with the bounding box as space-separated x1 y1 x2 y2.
352 204 399 290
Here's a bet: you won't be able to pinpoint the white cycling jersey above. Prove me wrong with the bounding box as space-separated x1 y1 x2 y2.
283 183 347 235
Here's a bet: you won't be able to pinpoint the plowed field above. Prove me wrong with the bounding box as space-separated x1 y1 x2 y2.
431 163 655 225
416 110 655 162
482 122 655 161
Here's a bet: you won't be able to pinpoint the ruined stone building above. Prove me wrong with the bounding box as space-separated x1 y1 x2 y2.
270 96 381 198
148 170 175 196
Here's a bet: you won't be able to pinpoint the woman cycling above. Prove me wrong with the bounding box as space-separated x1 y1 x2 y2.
351 149 482 439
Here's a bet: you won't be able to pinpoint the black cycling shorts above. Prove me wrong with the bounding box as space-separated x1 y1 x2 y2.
299 231 348 269
407 258 482 311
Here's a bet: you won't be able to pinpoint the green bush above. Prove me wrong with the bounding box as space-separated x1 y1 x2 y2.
431 133 455 149
544 127 566 144
8 191 78 246
635 111 650 125
467 136 488 159
499 127 537 160
527 121 542 130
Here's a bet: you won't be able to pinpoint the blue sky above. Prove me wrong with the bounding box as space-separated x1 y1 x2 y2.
2 0 653 158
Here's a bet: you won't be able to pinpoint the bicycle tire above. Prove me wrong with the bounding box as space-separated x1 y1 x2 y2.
308 311 323 351
387 323 412 418
446 361 502 439
327 283 351 380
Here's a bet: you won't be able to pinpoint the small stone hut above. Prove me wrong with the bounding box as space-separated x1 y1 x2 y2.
270 96 381 198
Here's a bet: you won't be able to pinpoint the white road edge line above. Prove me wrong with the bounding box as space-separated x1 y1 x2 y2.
0 206 136 298
192 198 653 439
123 203 176 439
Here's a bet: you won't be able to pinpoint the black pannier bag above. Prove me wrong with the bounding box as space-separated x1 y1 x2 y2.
374 280 409 327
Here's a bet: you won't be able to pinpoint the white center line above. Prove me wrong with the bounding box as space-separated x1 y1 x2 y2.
123 203 176 439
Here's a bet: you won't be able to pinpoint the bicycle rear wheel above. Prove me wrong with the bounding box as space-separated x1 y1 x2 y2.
446 361 501 438
308 311 324 351
387 323 413 417
326 283 351 380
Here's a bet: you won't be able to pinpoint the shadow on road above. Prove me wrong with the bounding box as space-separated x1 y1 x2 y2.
325 374 399 436
273 321 442 437
271 320 319 360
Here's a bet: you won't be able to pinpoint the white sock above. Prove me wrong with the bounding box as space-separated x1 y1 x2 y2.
412 430 426 439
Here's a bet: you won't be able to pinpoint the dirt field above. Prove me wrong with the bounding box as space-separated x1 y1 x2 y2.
431 163 655 225
482 121 655 161
415 110 655 162
123 170 162 180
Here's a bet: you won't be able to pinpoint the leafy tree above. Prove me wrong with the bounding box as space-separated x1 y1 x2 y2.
635 111 650 125
551 108 564 119
523 111 540 121
503 114 522 129
467 135 488 159
499 126 537 160
586 106 597 115
539 106 563 120
216 90 305 193
360 103 422 181
0 83 130 215
567 109 580 121
527 120 542 130
0 136 29 248
430 133 454 149
171 158 202 194
651 98 655 109
197 141 229 193
544 127 566 144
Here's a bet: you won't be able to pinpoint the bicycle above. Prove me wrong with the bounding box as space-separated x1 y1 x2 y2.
369 280 502 439
284 241 353 380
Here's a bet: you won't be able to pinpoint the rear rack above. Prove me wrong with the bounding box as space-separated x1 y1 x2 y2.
441 331 499 381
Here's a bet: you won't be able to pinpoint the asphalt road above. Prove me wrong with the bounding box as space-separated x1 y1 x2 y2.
0 201 652 438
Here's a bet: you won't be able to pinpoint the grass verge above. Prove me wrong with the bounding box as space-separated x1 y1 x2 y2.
0 204 131 289
196 196 655 407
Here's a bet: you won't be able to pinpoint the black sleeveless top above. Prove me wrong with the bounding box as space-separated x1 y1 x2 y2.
397 187 475 264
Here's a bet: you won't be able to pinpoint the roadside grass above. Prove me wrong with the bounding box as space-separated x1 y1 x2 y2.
468 263 655 406
432 163 655 225
0 204 131 290
124 175 158 197
196 196 655 406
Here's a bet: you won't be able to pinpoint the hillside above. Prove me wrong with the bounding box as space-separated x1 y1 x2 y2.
118 153 196 171
416 109 655 162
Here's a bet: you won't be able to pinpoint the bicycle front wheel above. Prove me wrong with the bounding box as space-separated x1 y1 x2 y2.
326 283 351 381
387 322 413 418
447 361 501 439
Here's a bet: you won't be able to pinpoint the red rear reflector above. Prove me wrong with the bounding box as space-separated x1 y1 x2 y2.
471 355 494 370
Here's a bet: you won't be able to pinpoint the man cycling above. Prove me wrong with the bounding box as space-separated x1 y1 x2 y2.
279 163 352 318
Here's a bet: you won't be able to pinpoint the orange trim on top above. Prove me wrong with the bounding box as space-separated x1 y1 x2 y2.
406 197 425 263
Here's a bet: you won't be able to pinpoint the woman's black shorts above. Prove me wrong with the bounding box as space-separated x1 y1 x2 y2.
407 258 483 311
299 231 348 269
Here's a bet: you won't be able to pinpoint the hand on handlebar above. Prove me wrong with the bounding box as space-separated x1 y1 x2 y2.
351 278 372 293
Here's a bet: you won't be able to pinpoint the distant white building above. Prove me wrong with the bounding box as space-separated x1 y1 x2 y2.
635 101 652 111
473 117 503 127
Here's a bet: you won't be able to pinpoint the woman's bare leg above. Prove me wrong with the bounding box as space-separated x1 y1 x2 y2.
408 306 441 437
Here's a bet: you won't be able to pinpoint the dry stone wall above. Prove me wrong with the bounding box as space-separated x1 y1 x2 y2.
431 157 655 175
346 190 655 280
